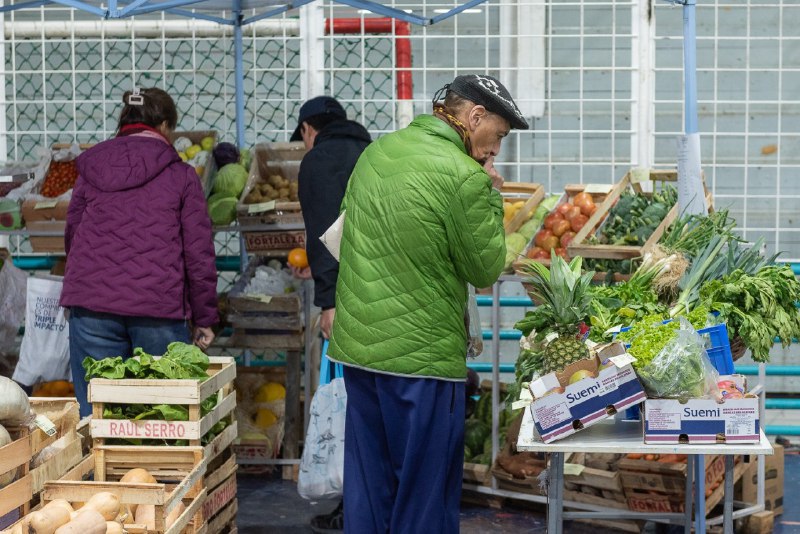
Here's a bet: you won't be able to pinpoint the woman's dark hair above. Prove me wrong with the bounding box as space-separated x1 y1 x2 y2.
117 88 178 132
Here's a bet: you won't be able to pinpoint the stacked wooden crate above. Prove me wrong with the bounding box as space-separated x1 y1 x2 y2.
87 357 237 533
0 398 83 526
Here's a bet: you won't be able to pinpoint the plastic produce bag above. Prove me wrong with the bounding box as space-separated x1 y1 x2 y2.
297 377 346 500
0 258 28 353
466 285 483 358
636 318 720 400
12 275 71 386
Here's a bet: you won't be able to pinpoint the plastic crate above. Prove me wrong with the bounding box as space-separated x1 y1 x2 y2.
618 320 734 375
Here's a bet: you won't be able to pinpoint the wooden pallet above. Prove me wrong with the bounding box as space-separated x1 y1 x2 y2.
43 445 207 534
0 398 82 518
88 357 236 447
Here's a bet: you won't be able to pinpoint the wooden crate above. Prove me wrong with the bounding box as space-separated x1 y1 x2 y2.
462 462 491 486
88 357 236 447
0 398 82 518
226 257 304 350
201 451 237 534
236 142 306 256
501 182 545 234
513 183 617 271
170 130 218 197
568 169 713 260
41 445 206 534
621 454 745 516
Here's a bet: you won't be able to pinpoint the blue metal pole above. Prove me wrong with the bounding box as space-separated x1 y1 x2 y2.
233 1 246 148
682 0 699 134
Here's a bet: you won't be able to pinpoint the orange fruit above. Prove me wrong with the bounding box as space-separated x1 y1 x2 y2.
287 248 309 269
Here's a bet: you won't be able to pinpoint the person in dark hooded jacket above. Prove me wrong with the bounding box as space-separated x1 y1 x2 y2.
290 96 370 533
60 88 218 417
291 96 371 340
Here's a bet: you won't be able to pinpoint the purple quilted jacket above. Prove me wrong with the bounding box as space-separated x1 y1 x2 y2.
60 134 219 327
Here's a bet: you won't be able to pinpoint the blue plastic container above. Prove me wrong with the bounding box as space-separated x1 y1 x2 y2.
618 320 734 375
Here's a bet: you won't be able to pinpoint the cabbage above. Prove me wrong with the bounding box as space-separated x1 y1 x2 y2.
239 148 251 171
212 163 248 197
207 193 238 226
504 232 528 271
173 137 192 153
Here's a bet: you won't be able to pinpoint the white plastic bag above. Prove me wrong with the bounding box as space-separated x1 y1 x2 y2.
0 259 28 353
320 210 345 262
466 285 483 358
297 377 347 500
12 275 71 386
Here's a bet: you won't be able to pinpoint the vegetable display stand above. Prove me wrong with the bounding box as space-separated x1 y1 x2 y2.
513 183 616 271
42 445 207 534
170 131 218 197
0 397 82 519
567 169 711 261
88 357 236 448
236 142 306 256
501 182 545 234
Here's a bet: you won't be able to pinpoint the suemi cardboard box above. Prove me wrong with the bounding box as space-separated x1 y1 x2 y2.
528 343 646 443
643 375 759 444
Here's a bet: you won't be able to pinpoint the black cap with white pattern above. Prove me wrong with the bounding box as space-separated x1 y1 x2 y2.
438 74 529 130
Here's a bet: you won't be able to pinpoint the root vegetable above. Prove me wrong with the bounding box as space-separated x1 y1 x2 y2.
105 521 124 534
28 505 72 534
83 492 120 521
165 502 186 530
119 468 156 516
134 505 156 531
53 509 106 534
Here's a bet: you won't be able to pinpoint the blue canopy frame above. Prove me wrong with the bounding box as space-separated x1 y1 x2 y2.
0 0 489 146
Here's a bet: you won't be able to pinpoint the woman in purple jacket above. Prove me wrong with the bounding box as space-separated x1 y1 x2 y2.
61 88 219 417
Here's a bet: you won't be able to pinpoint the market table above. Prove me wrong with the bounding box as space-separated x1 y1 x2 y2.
516 409 773 534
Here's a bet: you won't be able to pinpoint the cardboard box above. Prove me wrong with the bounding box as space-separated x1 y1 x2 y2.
643 376 759 444
529 344 646 443
740 444 784 515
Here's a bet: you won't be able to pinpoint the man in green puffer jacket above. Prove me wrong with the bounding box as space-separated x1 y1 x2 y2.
328 74 529 534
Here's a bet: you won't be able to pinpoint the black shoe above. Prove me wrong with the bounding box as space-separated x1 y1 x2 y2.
310 500 343 533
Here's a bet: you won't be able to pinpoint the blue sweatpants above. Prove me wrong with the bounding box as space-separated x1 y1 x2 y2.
69 306 191 417
342 365 465 534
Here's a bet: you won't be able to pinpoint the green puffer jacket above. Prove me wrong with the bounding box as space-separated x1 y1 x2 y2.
327 114 506 381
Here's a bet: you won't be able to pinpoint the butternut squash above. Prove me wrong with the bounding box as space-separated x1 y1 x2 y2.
83 492 120 521
53 509 106 534
3 522 23 534
165 502 186 530
134 504 156 531
28 505 72 534
105 521 124 534
119 468 157 517
44 500 74 514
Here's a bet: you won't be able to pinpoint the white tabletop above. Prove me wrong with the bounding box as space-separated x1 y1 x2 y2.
516 408 774 456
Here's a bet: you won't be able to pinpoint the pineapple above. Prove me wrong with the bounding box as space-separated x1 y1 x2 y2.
519 253 595 374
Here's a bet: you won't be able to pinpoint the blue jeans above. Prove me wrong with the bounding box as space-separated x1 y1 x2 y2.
68 306 191 417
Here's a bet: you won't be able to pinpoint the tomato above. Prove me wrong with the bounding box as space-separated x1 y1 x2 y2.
526 246 544 259
562 205 582 221
554 247 569 260
570 214 589 233
573 192 597 217
534 229 554 248
560 231 576 248
541 235 560 251
543 212 564 230
531 249 550 260
552 219 571 237
557 203 575 217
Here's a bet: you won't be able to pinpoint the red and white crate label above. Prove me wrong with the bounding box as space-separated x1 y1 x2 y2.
203 476 237 519
91 419 196 439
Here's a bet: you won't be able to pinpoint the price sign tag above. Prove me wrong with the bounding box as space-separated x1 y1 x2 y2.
246 294 273 304
563 463 585 476
582 184 614 195
248 200 276 214
630 167 650 184
34 200 59 210
609 353 637 368
34 414 58 436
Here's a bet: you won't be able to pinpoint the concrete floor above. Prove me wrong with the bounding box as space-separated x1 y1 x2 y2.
236 452 799 533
